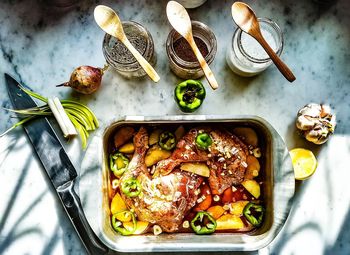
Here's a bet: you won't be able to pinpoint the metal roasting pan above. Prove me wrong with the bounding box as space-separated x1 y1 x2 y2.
80 115 295 252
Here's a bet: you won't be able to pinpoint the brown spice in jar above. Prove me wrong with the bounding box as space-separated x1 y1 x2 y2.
173 36 209 62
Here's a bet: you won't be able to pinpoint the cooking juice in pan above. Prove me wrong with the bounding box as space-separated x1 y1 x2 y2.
108 125 264 235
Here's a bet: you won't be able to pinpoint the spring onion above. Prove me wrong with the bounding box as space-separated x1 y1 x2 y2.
0 85 98 149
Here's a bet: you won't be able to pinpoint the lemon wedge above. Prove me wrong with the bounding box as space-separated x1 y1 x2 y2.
289 148 318 180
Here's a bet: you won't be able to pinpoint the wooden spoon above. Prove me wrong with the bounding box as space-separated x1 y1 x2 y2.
94 5 160 82
166 1 219 90
231 2 296 82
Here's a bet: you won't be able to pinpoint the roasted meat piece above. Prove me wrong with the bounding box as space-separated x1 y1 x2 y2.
207 129 248 194
119 127 202 232
154 127 248 194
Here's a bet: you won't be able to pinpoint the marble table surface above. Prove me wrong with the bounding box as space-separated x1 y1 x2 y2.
0 0 349 254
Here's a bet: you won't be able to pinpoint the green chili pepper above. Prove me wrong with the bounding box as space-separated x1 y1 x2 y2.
190 211 217 235
243 202 264 227
121 178 141 197
174 79 206 113
158 131 176 150
110 152 129 177
111 211 136 235
195 133 212 150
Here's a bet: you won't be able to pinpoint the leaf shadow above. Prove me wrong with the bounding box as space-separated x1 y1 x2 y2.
0 154 47 253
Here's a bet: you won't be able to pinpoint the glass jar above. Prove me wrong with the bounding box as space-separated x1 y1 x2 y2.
102 21 156 79
175 0 207 8
166 21 217 80
226 18 284 77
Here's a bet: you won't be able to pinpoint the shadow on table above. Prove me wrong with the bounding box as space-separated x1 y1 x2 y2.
269 135 350 255
0 152 44 254
324 208 350 255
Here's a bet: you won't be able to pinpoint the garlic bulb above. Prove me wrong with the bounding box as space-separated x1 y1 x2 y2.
296 103 336 144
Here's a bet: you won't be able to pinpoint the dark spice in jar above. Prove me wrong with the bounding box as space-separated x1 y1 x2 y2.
173 36 209 62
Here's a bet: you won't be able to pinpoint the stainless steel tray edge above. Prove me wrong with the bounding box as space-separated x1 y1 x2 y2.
80 115 295 252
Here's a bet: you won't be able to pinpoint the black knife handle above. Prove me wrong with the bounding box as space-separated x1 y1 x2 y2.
57 180 110 255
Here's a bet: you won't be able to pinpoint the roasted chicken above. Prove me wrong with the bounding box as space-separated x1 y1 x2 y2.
154 127 248 194
119 127 202 232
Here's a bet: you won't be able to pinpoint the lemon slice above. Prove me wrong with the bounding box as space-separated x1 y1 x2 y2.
289 148 318 180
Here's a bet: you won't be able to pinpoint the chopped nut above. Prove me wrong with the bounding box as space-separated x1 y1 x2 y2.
231 186 237 192
185 145 191 150
231 148 239 155
182 221 190 228
197 197 204 203
218 157 225 162
150 165 156 175
228 203 234 212
241 161 248 168
223 163 227 169
194 189 201 195
213 195 220 202
112 179 119 189
153 225 162 235
175 191 182 199
253 148 262 158
223 204 230 211
220 172 225 176
207 153 212 157
114 221 122 227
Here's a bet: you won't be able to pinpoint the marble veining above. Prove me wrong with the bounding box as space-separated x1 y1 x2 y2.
0 0 349 254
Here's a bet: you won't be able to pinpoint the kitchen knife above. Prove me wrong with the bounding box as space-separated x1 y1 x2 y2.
5 73 110 255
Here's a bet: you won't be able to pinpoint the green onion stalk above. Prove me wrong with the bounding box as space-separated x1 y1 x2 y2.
0 85 98 149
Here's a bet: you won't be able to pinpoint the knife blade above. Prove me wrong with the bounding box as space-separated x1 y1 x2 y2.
5 74 109 255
